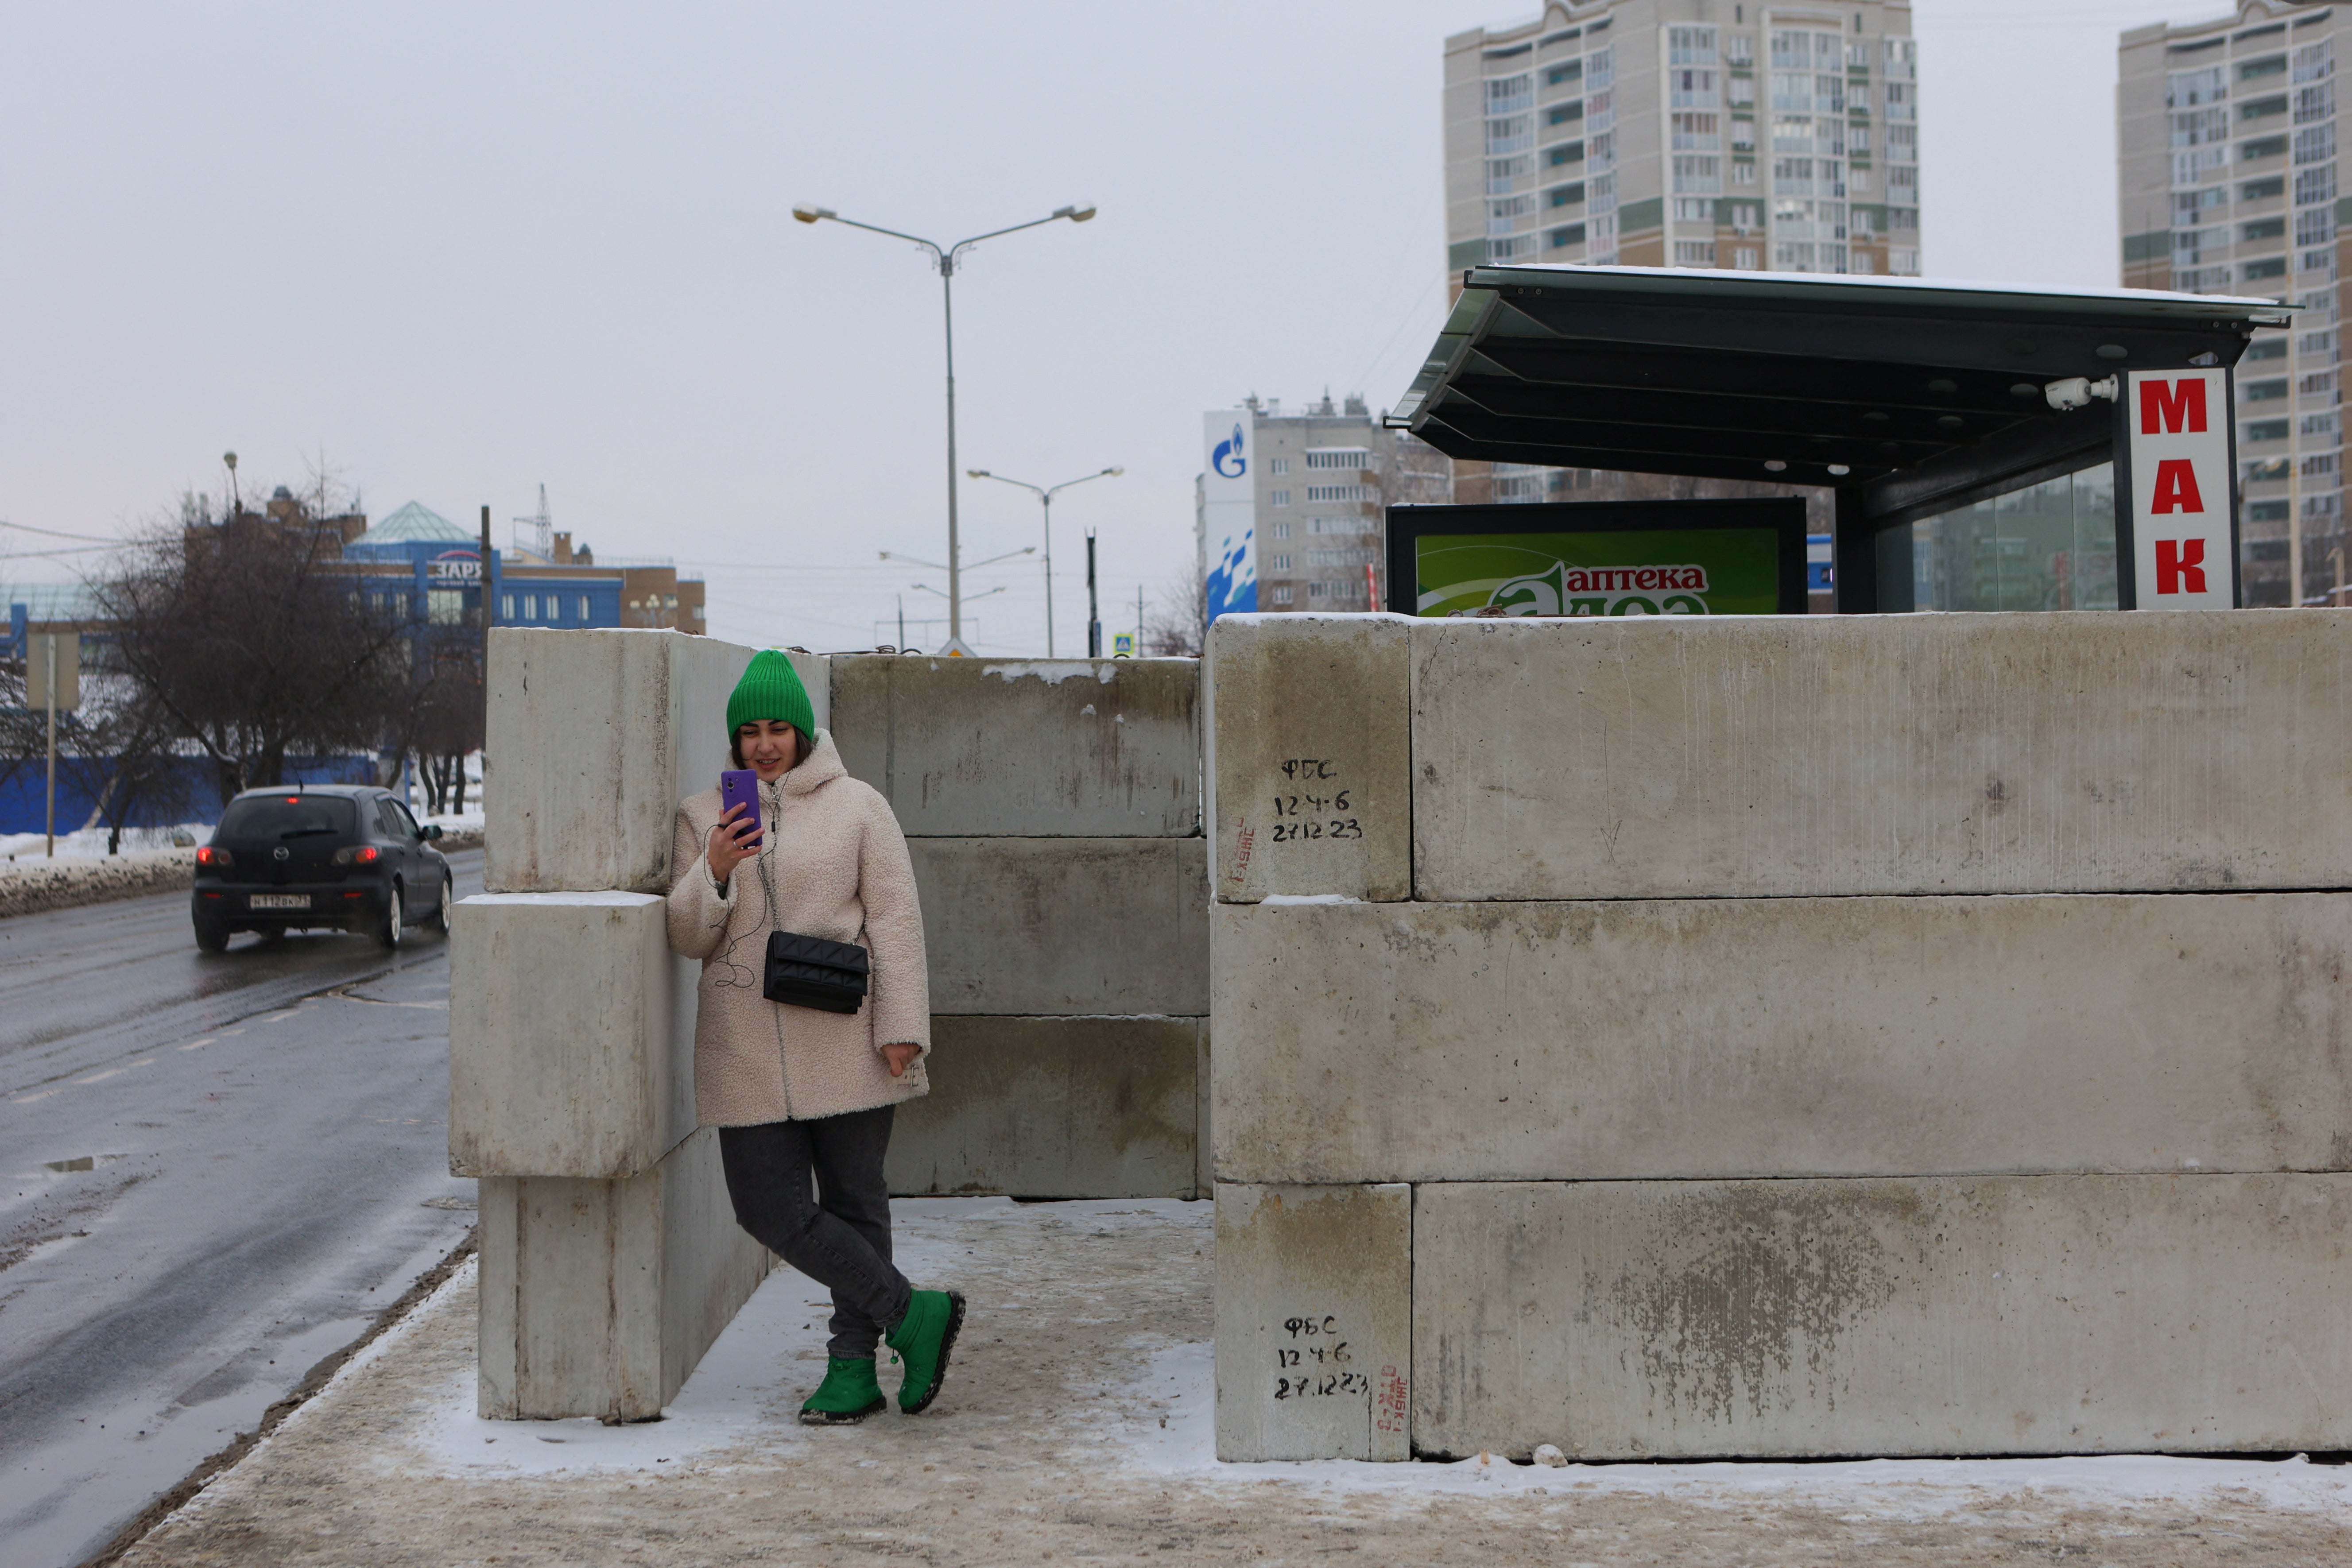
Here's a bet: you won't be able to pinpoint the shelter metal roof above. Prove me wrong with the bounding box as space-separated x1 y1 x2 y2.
1390 265 2295 530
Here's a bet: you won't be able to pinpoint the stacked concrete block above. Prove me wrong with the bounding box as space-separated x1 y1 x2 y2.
453 628 802 1420
1209 610 2352 1461
831 655 1209 1198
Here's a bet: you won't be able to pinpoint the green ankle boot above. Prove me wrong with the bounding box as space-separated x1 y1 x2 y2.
798 1355 886 1425
884 1289 966 1414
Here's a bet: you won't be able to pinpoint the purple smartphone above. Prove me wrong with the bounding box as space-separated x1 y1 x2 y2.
719 769 763 848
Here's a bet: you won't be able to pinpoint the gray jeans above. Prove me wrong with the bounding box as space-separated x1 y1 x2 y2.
719 1107 913 1362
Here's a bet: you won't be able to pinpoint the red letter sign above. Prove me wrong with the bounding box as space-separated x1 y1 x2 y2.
2155 538 2207 595
2148 458 2205 514
2139 378 2208 435
2122 369 2233 609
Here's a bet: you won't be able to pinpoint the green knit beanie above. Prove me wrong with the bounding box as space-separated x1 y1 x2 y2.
726 650 815 741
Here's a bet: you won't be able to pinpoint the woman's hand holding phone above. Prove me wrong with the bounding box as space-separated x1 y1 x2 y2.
707 802 760 888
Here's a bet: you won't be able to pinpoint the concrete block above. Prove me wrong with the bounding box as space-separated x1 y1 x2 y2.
1207 613 1411 902
477 1126 771 1421
1410 612 2352 900
1211 894 2352 1185
1412 1174 2352 1460
910 838 1209 1014
885 1016 1201 1198
449 893 695 1180
830 655 1200 836
1215 1182 1411 1461
486 630 828 893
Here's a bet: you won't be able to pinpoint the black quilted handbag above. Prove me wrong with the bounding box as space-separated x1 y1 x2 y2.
762 929 870 1014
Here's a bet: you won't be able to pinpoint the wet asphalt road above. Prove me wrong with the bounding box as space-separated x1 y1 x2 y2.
0 851 483 1568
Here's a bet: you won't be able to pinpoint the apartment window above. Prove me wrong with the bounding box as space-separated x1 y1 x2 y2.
1674 197 1718 222
1308 517 1363 534
1305 484 1370 503
499 594 515 619
1270 554 1292 572
1673 155 1723 194
1732 161 1758 185
1669 69 1719 108
1546 61 1581 85
1729 201 1759 232
2241 136 2290 165
1304 449 1368 468
1586 46 1613 89
1672 112 1721 150
1589 171 1618 212
1485 74 1534 114
1726 34 1754 66
1887 165 1917 199
2245 418 2291 441
1883 39 1916 77
1774 156 1815 194
2248 499 2293 521
2302 371 2338 399
2174 225 2227 262
2247 335 2287 359
1728 76 1756 107
2295 39 2333 84
1548 223 1586 248
1775 240 1817 271
2168 65 2227 107
1485 115 1533 155
1271 521 1292 539
1772 30 1838 71
1306 547 1380 568
1884 124 1916 160
1270 490 1290 507
2246 257 2289 281
1549 182 1585 207
2240 93 2291 123
1271 585 1293 607
1587 91 1616 135
1849 250 1876 275
1674 240 1718 266
1669 26 1717 66
2298 205 2337 246
2296 82 2334 124
2301 286 2341 321
2302 327 2338 356
2306 494 2343 523
2296 164 2336 205
1549 102 1583 126
2245 457 2292 483
1485 155 1531 194
1890 247 1919 274
1773 114 1813 153
1773 72 1813 113
1489 194 1534 234
1850 166 1872 193
1548 143 1584 167
2305 250 2340 283
1887 205 1919 232
2245 215 2287 240
1589 129 1617 169
577 596 590 620
1849 124 1872 155
1732 245 1762 269
523 594 538 620
2295 124 2334 165
2176 265 2231 293
2173 107 2228 149
2246 377 2292 400
1269 457 1288 474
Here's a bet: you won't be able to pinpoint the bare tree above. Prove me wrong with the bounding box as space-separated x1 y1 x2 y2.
50 676 194 853
91 482 415 800
1143 554 1208 658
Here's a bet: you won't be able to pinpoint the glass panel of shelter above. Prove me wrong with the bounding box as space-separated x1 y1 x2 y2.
1892 463 2120 612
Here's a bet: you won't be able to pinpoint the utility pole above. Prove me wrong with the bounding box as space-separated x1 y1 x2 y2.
481 504 494 776
43 633 56 858
792 201 1097 653
1085 529 1102 657
897 594 906 652
1137 585 1145 657
968 466 1122 656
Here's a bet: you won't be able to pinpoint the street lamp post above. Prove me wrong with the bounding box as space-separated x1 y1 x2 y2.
793 202 1096 654
966 466 1122 656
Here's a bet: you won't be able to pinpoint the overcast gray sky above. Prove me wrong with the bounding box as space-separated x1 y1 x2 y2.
0 0 2233 653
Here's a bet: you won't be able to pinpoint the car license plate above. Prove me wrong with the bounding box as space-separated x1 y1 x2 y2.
249 893 310 910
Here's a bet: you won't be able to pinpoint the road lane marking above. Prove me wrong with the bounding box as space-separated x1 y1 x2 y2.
13 1089 58 1104
180 1038 217 1051
74 1069 123 1084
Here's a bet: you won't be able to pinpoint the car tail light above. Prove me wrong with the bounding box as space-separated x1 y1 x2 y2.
197 845 233 868
333 845 380 865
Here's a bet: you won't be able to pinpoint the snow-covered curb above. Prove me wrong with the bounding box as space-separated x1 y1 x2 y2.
0 847 198 921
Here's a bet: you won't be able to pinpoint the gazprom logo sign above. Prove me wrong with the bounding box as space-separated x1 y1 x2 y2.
1211 421 1247 479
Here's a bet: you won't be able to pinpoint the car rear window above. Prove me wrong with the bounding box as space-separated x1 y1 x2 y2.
216 795 359 840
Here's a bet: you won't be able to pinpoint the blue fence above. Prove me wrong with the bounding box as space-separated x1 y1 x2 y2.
0 755 380 837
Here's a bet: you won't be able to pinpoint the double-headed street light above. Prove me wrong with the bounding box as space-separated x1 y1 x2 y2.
793 201 1096 655
967 467 1122 657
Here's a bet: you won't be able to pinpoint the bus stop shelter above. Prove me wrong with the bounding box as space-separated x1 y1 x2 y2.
1387 265 2293 610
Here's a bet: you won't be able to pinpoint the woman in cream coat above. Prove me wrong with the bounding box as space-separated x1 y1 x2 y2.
666 650 962 1425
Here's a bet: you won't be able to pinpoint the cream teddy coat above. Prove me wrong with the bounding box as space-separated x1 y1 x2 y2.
665 730 930 1126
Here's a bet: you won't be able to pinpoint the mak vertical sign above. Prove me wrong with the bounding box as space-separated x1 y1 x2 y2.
2116 368 2237 609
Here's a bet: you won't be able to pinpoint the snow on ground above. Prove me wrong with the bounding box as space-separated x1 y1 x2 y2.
0 823 207 862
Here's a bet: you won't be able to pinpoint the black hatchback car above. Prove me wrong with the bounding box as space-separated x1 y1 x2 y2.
192 784 453 952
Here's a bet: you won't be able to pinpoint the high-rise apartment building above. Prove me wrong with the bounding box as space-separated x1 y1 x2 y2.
2121 2 2344 608
1444 1 1920 281
1441 2 1916 521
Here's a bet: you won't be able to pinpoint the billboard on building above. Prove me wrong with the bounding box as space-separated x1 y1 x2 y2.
2114 369 2237 610
1201 412 1256 620
1387 499 1809 617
